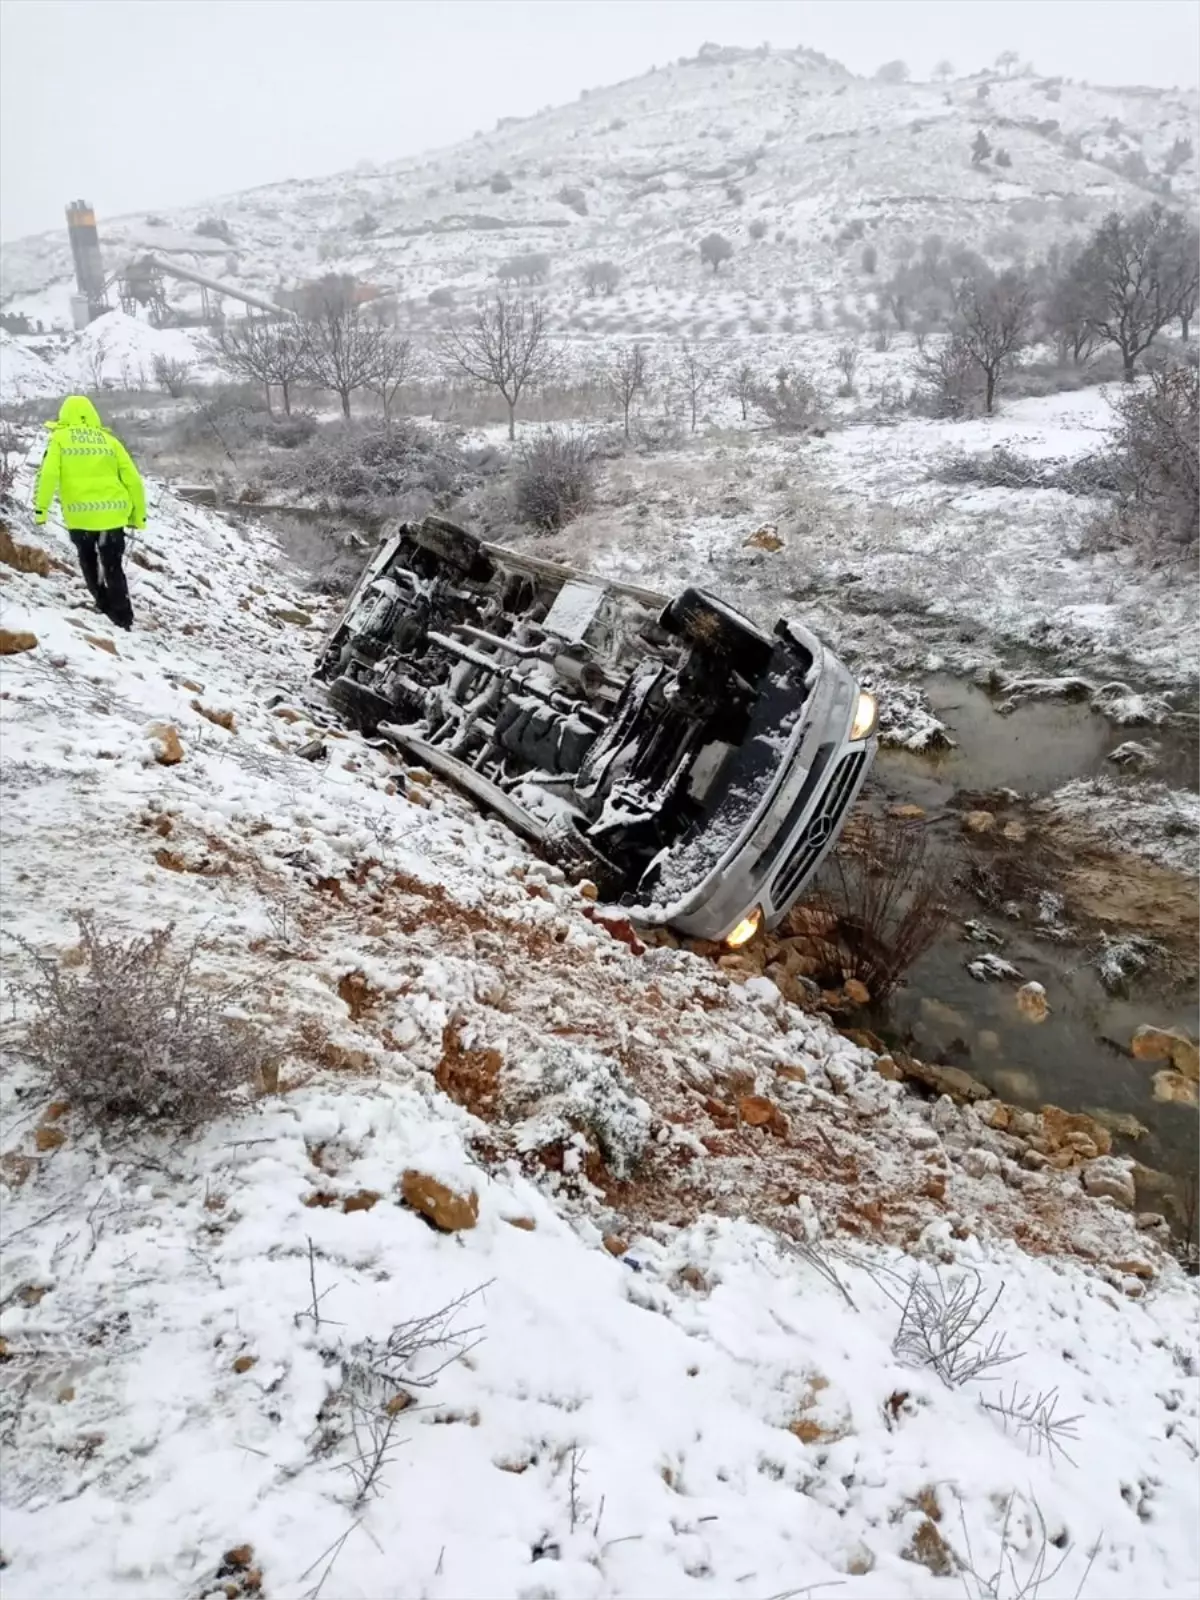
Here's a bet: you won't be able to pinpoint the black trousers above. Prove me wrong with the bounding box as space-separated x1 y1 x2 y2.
69 529 133 629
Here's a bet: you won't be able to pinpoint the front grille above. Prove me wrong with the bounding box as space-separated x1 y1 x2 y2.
771 746 868 907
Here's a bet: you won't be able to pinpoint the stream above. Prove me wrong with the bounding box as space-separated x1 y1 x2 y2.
868 675 1198 1232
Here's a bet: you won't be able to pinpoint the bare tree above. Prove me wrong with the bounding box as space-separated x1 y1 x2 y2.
1076 205 1195 379
442 295 554 440
954 269 1034 413
607 343 649 437
730 361 756 421
300 297 385 419
1165 223 1200 341
676 342 716 431
212 317 305 414
363 330 413 423
933 59 954 82
995 49 1019 76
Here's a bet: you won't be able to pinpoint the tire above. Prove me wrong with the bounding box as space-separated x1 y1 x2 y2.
658 586 774 676
411 517 494 581
540 813 625 899
327 674 396 735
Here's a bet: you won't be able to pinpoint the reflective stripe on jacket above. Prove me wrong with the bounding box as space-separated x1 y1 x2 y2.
33 396 147 532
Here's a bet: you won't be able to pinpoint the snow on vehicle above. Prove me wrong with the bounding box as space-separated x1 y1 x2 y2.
315 516 877 946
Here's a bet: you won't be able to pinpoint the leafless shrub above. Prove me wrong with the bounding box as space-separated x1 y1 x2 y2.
10 915 265 1128
0 421 18 495
151 354 193 398
336 1285 488 1507
912 332 984 418
804 812 951 997
953 1492 1098 1600
979 1384 1082 1464
834 342 860 396
932 446 1118 494
893 1268 1018 1387
265 419 496 513
1087 358 1198 564
515 428 595 530
751 365 826 431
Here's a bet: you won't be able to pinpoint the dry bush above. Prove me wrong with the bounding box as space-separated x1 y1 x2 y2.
515 428 596 531
803 813 951 998
751 365 826 431
932 446 1118 495
1087 359 1199 565
151 354 194 398
911 333 985 418
12 916 265 1128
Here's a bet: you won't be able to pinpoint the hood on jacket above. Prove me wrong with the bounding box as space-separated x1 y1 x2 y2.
53 395 103 429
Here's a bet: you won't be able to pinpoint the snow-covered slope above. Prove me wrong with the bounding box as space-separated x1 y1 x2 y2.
0 444 1196 1598
2 47 1196 335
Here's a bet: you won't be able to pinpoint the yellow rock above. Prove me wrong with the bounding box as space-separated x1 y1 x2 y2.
401 1170 479 1231
0 628 38 655
146 723 184 765
1016 982 1049 1023
1152 1070 1199 1107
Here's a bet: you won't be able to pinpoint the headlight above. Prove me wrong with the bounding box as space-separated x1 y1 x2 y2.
850 691 877 742
725 907 762 949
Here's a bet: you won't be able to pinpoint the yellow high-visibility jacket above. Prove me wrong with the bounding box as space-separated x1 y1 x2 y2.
34 395 146 532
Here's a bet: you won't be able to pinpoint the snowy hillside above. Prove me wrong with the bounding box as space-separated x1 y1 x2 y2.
2 45 1197 337
0 441 1197 1598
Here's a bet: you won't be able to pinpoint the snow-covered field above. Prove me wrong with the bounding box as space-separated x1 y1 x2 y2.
1 433 1197 1597
504 383 1197 706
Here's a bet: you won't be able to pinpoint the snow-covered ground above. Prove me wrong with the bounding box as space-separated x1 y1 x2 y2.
505 384 1197 710
1 312 215 405
1 439 1197 1598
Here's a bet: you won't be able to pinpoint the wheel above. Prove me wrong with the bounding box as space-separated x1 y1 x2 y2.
411 517 494 581
658 587 774 675
327 674 396 734
540 813 625 899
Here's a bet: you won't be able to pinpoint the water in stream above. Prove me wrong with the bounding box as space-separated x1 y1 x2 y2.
869 676 1198 1228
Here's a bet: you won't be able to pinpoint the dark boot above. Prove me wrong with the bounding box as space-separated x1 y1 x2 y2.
98 530 133 630
69 531 106 611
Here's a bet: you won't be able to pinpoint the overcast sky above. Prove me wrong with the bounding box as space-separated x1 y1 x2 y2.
1 0 1196 241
